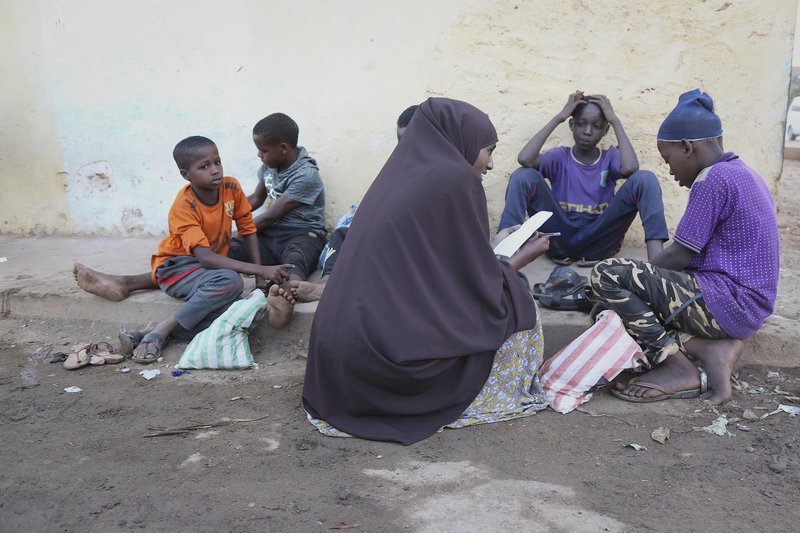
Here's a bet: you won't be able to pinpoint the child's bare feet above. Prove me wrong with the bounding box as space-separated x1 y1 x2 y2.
289 279 326 302
73 263 130 301
267 284 295 328
684 337 743 405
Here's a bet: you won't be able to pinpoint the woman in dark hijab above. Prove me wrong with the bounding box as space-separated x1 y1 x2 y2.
303 97 551 445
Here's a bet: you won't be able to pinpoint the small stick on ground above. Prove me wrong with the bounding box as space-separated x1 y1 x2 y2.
143 415 269 437
575 407 638 427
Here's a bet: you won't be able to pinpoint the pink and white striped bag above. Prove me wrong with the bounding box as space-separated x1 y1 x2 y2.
541 310 649 413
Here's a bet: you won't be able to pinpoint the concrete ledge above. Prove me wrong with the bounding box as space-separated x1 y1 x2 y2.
745 314 800 368
2 281 794 367
2 276 318 334
1 234 797 367
784 144 800 160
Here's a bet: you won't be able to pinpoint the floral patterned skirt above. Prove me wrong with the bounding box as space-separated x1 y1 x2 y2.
445 317 548 428
307 307 548 438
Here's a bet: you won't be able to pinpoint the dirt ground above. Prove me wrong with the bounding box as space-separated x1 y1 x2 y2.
1 160 800 532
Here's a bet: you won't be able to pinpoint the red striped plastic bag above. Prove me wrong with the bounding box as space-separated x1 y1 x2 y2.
541 310 649 413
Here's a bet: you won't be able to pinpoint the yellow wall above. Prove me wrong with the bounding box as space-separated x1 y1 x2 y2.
0 0 70 233
0 0 795 241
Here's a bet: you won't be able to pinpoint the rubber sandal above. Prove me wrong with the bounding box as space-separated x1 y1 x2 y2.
611 367 708 403
132 332 168 365
532 266 592 312
538 285 593 313
550 256 575 266
119 321 158 357
119 326 141 358
50 352 69 364
532 266 588 296
63 343 91 370
576 257 602 268
533 280 589 300
88 341 124 364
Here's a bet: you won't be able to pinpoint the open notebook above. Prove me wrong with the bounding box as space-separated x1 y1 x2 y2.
492 211 552 257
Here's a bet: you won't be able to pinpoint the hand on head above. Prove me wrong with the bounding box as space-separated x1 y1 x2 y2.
558 91 587 121
584 94 617 123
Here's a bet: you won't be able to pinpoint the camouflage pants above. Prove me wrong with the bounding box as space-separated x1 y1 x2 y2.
590 258 728 364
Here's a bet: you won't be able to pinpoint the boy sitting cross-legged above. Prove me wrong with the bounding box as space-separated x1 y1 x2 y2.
74 136 293 363
499 91 669 266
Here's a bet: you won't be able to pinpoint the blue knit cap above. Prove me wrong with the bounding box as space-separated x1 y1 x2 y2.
657 89 723 141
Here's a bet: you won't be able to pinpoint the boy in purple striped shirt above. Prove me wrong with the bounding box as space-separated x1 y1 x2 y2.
590 89 779 405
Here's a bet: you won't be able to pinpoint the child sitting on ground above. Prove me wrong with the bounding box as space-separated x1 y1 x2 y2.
74 116 318 329
290 105 419 302
74 136 294 363
590 89 780 405
227 113 326 324
499 91 668 266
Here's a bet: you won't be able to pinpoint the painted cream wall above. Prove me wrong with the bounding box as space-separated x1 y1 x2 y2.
1 1 69 233
0 0 796 242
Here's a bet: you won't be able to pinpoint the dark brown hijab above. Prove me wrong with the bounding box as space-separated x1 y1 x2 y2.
302 98 536 445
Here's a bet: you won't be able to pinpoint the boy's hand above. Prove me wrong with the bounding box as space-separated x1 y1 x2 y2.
557 90 586 122
259 264 294 285
490 224 521 249
511 232 550 267
255 275 268 291
585 94 618 124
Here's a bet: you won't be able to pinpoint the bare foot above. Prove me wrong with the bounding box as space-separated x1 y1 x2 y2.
618 350 701 400
289 279 326 302
684 337 743 405
73 263 130 301
612 370 637 391
267 284 295 328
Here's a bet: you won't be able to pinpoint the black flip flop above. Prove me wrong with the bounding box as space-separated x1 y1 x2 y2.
532 266 593 312
532 266 588 295
610 367 708 403
537 285 594 312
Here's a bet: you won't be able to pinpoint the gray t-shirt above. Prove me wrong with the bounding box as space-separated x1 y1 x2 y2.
258 146 326 233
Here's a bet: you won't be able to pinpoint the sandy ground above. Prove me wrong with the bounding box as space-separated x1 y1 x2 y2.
1 159 799 532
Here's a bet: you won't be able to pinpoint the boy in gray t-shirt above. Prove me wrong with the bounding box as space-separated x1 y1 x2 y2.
227 113 326 327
